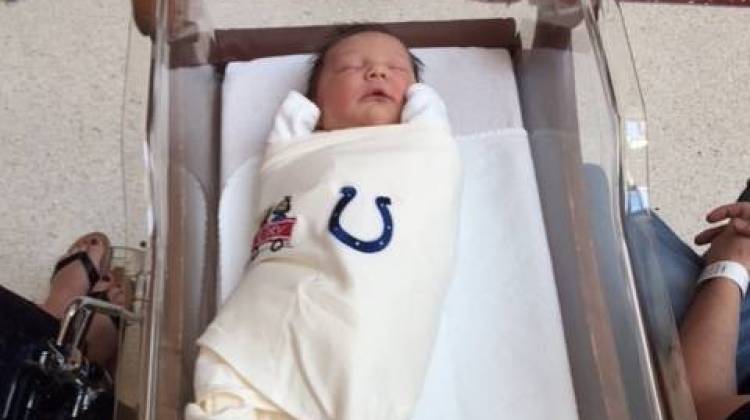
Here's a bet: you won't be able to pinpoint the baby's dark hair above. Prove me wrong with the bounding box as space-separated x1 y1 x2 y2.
306 24 424 101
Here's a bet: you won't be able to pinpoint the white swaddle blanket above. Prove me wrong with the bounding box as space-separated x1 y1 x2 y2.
188 85 461 419
210 49 578 420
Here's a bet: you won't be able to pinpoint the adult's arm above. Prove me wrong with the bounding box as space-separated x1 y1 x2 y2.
681 203 750 420
681 275 750 419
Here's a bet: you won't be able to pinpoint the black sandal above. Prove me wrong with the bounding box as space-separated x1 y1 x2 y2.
53 251 102 291
52 234 120 328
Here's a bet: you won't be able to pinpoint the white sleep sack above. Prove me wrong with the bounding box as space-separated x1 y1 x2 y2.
188 85 461 420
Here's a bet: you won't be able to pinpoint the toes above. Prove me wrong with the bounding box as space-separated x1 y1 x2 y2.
68 237 90 254
93 272 118 292
65 240 104 269
90 273 128 307
91 273 113 293
77 233 109 271
66 242 86 256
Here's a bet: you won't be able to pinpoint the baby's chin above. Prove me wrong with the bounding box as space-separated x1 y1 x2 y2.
353 104 401 127
320 103 403 130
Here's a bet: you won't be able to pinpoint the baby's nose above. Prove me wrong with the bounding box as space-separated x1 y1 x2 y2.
366 65 388 79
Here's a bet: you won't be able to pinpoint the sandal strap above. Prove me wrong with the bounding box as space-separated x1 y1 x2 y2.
53 251 101 290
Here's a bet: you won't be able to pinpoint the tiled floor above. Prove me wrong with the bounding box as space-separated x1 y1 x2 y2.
622 3 750 245
0 0 748 303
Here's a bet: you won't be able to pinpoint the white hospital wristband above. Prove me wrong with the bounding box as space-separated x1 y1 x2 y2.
697 260 750 298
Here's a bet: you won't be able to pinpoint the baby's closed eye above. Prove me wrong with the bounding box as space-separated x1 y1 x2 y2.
336 65 363 73
334 59 365 73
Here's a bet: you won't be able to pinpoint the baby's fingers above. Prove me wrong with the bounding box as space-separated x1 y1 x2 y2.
695 224 726 245
706 202 750 223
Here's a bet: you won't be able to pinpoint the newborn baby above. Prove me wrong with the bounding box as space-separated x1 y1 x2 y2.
187 26 461 420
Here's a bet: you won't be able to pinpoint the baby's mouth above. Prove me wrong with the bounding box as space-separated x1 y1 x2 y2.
362 88 393 103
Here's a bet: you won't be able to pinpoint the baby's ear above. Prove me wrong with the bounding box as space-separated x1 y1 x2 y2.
268 91 321 144
401 83 450 129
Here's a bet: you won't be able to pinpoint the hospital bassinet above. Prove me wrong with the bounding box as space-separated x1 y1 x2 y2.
111 0 695 418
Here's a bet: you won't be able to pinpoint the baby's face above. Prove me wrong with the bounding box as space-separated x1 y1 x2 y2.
314 31 416 131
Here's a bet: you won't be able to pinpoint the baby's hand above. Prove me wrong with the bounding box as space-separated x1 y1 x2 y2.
401 83 450 128
268 91 320 143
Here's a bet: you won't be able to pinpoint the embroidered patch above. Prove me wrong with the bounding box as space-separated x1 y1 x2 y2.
329 186 393 253
251 196 297 261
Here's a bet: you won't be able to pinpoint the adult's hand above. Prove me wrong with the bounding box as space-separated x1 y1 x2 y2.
702 219 750 270
694 202 750 246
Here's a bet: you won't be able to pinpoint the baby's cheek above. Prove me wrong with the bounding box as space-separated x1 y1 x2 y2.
324 94 355 122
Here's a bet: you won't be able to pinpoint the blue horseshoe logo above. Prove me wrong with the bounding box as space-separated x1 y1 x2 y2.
329 186 393 253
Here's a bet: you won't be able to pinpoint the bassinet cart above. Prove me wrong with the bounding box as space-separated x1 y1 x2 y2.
116 0 694 419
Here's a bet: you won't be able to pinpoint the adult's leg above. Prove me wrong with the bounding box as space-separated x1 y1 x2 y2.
735 180 750 392
631 212 703 324
625 180 750 394
582 164 702 322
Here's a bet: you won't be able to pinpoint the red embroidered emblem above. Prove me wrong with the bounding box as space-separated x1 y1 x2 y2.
251 196 297 261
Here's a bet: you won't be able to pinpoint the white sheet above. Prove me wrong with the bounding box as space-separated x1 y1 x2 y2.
219 47 578 419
